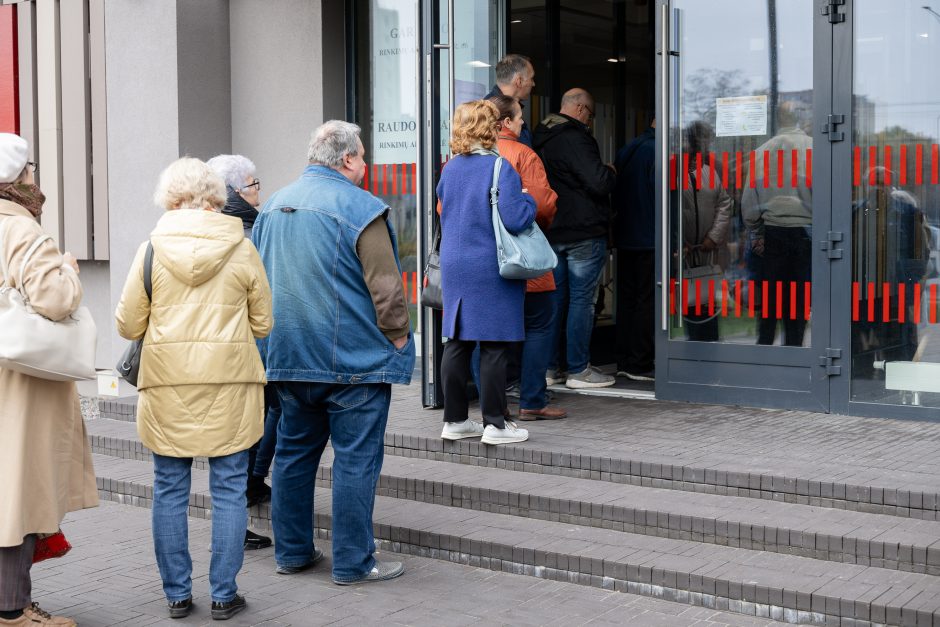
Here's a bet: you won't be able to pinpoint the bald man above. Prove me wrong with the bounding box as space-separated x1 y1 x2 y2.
533 88 617 390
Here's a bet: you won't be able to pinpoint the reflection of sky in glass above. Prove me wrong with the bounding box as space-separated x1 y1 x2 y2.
856 1 940 141
676 0 813 95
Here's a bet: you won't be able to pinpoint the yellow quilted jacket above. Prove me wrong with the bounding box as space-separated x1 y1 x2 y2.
115 209 272 458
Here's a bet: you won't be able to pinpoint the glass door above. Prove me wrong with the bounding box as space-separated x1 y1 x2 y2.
656 0 835 410
418 0 503 407
834 0 940 416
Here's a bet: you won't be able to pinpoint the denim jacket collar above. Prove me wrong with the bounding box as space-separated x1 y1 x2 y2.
303 164 354 185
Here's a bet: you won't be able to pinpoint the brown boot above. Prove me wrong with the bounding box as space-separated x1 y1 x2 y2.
518 406 567 420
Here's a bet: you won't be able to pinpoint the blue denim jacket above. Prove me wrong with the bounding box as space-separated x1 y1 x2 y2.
252 165 415 385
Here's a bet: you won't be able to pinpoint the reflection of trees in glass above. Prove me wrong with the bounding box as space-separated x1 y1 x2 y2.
683 69 750 125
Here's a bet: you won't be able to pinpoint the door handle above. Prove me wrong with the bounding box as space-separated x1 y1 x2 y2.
660 3 670 331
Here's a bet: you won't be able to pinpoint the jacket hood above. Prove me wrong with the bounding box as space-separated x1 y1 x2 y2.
150 209 245 287
532 113 580 150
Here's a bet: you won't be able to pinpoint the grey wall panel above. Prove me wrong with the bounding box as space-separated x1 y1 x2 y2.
229 0 325 194
176 0 231 159
89 0 109 260
103 0 179 364
76 261 112 368
16 3 37 160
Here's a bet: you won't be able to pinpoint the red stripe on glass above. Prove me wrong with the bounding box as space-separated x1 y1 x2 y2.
721 280 729 317
931 284 938 324
853 146 861 187
852 282 859 322
402 272 407 296
763 150 770 188
694 280 702 315
804 281 811 321
777 150 785 189
749 151 757 188
681 279 690 315
721 152 729 189
382 164 388 195
898 283 906 324
412 272 418 304
791 150 798 189
748 280 755 318
695 153 703 189
411 163 417 194
806 149 812 188
869 146 878 185
707 279 715 316
669 155 677 191
789 281 797 320
884 146 892 186
914 284 922 324
735 280 743 317
883 282 891 323
669 278 676 315
916 144 924 185
900 145 908 185
762 280 769 319
775 281 783 320
682 153 690 190
391 164 398 195
867 282 875 322
933 145 939 185
709 152 716 189
372 164 379 195
736 152 743 189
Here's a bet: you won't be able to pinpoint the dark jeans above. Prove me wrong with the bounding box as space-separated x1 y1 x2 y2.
616 249 655 373
248 384 281 480
520 291 555 410
684 314 719 342
0 535 35 610
757 225 811 347
272 381 391 583
551 237 609 374
441 339 509 429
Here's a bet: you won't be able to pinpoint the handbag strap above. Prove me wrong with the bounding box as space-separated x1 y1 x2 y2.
0 217 53 301
489 157 503 212
143 241 154 301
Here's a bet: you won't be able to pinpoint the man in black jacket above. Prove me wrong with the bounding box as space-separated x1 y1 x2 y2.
533 88 617 389
485 54 536 147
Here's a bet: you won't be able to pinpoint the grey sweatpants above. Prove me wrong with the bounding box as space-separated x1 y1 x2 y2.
0 535 35 611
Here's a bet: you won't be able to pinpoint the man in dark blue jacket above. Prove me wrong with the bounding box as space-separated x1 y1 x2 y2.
485 54 536 147
612 119 656 381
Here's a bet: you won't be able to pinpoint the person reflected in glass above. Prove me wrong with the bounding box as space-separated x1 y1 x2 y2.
742 102 813 346
681 122 733 342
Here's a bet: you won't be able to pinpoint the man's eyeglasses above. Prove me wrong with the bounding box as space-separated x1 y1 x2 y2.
241 179 260 191
582 104 595 122
26 161 38 173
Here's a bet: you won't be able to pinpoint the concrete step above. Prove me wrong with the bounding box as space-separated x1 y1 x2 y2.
86 417 940 575
91 453 940 627
96 398 940 522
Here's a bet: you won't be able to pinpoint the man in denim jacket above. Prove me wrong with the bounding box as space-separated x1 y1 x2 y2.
252 121 415 585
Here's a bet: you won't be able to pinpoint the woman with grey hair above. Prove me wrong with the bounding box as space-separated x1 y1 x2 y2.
116 157 272 620
207 154 261 238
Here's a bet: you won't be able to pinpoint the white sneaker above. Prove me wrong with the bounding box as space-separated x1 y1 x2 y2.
480 421 529 445
441 419 485 440
566 365 616 389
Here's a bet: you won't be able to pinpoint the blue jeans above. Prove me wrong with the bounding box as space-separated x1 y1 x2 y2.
520 291 555 410
251 385 281 478
551 237 608 374
152 451 248 604
272 381 391 583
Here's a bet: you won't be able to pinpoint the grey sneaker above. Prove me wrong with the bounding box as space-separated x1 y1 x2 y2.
566 365 615 389
545 369 566 386
480 420 529 445
617 370 655 382
333 560 405 585
441 419 484 440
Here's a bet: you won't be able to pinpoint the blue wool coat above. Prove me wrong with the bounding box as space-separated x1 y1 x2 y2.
437 153 536 342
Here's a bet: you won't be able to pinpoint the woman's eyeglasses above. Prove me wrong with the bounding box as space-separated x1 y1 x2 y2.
241 179 260 191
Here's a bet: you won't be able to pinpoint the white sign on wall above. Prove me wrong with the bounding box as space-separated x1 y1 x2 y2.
715 95 768 137
371 0 418 164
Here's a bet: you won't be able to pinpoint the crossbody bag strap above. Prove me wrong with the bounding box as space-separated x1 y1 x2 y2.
489 157 503 212
143 241 154 301
18 232 53 291
0 218 9 287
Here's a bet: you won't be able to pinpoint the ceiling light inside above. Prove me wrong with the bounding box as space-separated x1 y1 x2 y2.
467 60 491 68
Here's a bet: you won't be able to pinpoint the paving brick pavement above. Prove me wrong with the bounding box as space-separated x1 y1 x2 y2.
32 501 798 627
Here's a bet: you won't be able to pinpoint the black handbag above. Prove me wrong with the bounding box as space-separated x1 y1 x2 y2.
420 225 443 310
115 242 154 387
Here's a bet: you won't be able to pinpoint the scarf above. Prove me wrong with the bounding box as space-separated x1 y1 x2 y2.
221 187 258 232
0 182 46 217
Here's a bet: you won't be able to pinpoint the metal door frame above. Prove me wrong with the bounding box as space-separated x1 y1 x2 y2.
653 0 838 412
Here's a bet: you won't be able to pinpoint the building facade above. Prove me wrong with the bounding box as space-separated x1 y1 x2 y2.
1 0 939 420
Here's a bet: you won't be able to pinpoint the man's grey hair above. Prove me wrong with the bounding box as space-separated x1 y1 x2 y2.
307 120 362 168
206 154 256 191
495 54 531 85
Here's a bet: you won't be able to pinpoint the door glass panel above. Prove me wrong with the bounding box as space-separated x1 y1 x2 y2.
667 0 814 346
354 0 420 330
850 1 940 407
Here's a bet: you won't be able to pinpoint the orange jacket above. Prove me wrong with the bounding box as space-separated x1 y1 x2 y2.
497 130 558 292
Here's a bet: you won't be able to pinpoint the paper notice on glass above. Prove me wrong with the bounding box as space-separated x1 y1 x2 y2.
715 95 768 137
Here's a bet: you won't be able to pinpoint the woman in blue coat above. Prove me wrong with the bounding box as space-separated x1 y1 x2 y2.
437 99 537 446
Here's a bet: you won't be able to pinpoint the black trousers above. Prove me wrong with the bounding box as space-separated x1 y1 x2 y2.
615 249 656 373
0 535 35 611
442 339 509 429
757 225 811 347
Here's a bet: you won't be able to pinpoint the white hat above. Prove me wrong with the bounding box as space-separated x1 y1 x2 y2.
0 133 29 184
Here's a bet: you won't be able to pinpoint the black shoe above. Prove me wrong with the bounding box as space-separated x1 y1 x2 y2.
211 594 246 620
168 597 193 619
244 529 272 550
275 547 324 574
246 476 271 508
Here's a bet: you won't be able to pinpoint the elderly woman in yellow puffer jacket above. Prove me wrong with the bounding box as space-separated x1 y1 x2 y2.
115 157 272 621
